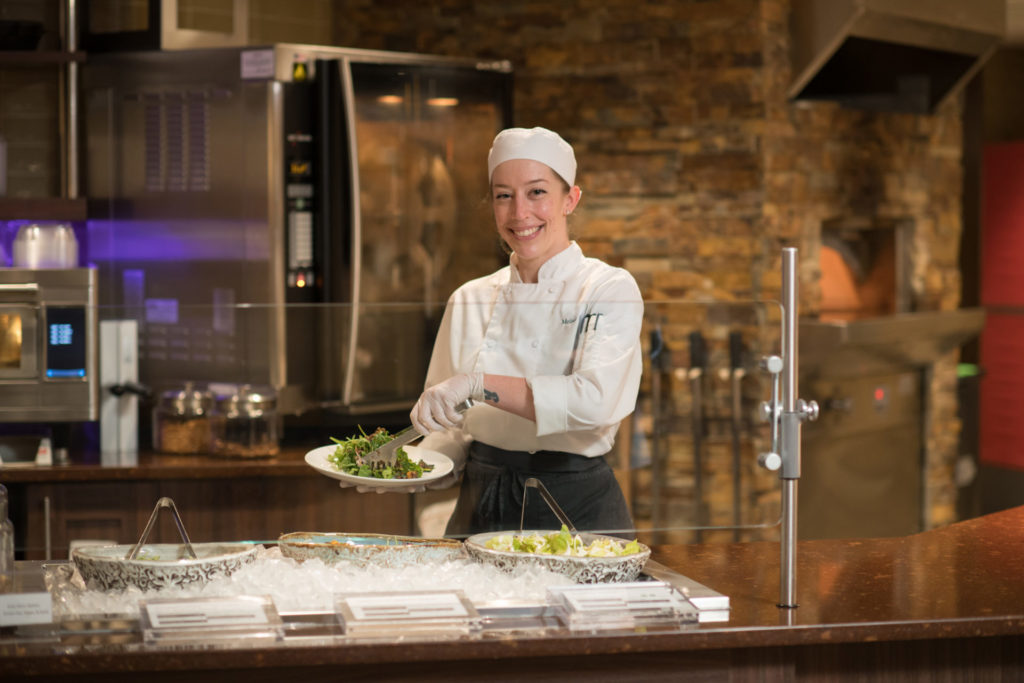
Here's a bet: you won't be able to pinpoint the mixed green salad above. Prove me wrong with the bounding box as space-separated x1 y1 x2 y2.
328 427 434 479
484 525 643 557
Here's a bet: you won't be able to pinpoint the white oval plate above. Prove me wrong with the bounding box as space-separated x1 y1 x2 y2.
304 444 453 489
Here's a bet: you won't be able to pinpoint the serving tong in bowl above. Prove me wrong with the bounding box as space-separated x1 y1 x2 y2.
520 477 578 533
125 497 198 560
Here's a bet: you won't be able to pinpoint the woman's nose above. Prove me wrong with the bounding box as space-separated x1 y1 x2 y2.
512 195 530 218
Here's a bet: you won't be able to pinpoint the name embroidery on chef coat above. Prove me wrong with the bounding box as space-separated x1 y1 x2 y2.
564 311 605 365
582 312 603 331
562 313 602 329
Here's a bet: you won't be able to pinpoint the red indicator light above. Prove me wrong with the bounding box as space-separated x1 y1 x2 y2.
874 387 885 402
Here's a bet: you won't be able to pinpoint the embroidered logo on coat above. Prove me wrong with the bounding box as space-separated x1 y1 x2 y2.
581 312 604 332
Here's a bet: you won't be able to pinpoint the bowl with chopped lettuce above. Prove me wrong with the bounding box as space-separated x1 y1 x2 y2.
464 526 651 583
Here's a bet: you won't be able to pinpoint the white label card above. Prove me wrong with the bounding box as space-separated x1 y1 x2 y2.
0 591 53 626
144 597 270 630
240 49 275 80
346 592 469 622
551 582 689 615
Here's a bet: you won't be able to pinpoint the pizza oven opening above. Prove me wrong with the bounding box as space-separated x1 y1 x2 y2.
818 216 910 321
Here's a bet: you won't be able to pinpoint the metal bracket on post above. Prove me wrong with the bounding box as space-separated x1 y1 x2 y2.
757 248 818 608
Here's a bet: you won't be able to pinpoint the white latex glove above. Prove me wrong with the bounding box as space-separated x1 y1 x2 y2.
410 373 484 435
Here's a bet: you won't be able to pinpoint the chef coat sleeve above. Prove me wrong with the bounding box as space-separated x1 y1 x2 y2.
423 293 459 389
417 294 473 470
530 271 644 437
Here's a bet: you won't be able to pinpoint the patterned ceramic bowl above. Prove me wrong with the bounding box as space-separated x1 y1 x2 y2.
278 532 466 568
463 530 651 584
71 543 260 592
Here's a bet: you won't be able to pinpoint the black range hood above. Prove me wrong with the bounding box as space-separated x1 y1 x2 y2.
789 0 1006 113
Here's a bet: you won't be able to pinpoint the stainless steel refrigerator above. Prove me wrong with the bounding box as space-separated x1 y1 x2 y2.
83 44 512 416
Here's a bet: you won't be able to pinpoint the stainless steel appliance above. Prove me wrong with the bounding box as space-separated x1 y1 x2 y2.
0 268 99 422
797 310 984 538
83 44 512 416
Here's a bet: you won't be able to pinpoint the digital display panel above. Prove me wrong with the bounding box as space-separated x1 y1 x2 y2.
45 307 87 378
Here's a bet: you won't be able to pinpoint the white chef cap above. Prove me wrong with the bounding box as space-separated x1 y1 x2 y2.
487 127 577 187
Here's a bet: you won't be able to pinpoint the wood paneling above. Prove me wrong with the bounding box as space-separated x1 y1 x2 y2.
13 476 412 560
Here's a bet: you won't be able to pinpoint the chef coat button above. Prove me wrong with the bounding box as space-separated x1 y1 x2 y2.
486 340 496 348
547 287 555 294
531 340 539 348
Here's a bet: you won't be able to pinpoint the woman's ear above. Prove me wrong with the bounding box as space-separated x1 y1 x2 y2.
564 186 582 215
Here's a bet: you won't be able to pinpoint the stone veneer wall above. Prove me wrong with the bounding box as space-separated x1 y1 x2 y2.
0 0 963 535
286 0 966 535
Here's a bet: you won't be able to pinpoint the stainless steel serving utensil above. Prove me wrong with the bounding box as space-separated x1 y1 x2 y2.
364 399 472 467
520 477 578 533
126 497 198 560
363 426 422 467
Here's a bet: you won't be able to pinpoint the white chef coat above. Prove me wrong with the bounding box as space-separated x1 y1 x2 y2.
420 242 643 464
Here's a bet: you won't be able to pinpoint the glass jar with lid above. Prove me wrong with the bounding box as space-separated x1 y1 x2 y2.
211 385 280 458
152 382 214 454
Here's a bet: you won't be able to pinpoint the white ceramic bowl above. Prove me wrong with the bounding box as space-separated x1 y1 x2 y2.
464 530 651 584
278 532 465 568
71 542 260 592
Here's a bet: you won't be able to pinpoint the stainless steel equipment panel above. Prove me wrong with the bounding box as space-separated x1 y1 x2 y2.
799 370 923 538
0 268 99 422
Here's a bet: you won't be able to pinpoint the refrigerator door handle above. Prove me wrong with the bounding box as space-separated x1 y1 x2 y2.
313 57 360 408
337 57 362 408
315 58 337 299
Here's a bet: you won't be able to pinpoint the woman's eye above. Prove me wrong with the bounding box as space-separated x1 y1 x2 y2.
529 188 546 197
494 192 510 200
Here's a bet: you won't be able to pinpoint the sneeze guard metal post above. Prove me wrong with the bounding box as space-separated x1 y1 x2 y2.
758 248 819 608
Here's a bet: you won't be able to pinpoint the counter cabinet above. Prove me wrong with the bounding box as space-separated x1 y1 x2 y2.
2 505 1024 681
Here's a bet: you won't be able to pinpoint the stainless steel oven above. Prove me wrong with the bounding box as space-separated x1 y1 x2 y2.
0 268 99 422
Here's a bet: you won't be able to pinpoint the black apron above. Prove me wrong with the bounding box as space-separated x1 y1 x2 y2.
444 441 634 539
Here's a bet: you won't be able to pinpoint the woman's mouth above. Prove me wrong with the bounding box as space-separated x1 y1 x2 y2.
511 224 542 240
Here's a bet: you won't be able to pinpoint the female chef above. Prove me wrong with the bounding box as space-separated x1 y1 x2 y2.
411 126 644 537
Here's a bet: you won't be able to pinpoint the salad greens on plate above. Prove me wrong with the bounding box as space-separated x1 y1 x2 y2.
484 525 642 557
328 427 434 480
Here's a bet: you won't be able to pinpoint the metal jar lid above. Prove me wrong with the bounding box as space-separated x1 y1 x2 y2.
216 385 277 420
156 382 214 418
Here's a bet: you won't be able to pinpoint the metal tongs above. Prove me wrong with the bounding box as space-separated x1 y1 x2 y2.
125 497 198 560
365 399 473 466
520 477 578 533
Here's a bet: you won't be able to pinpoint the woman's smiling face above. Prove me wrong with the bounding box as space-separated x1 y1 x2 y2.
491 158 581 282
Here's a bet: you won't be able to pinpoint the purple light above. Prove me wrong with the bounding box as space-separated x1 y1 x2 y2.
86 219 270 262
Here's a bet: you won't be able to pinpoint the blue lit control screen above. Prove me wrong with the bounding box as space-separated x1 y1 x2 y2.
46 307 87 378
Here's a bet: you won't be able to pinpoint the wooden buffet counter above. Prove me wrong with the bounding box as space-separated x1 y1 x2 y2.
0 449 414 559
2 502 1023 681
